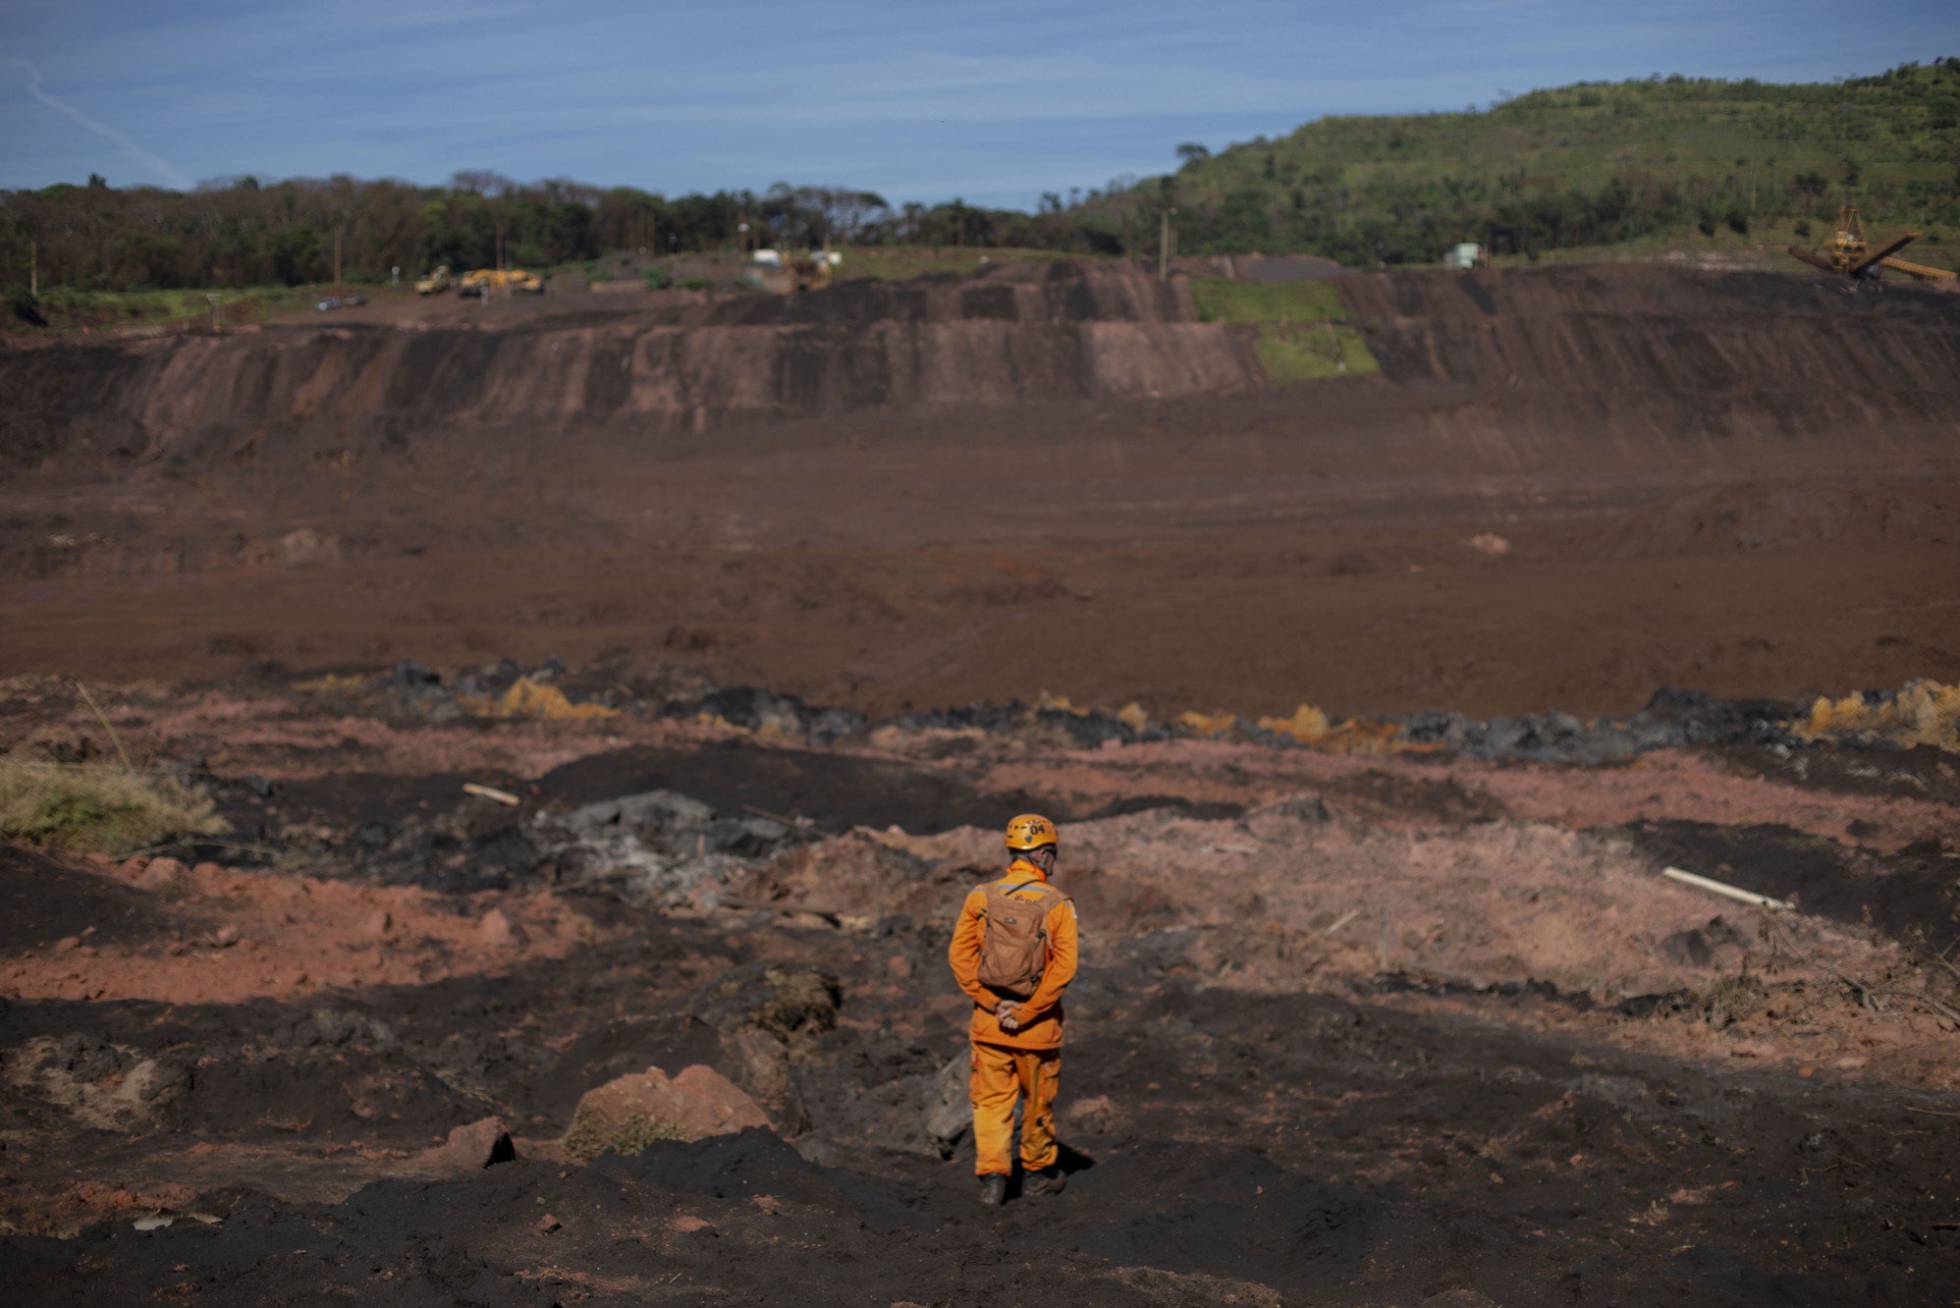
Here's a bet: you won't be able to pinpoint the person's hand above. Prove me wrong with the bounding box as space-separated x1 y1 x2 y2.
996 1001 1020 1032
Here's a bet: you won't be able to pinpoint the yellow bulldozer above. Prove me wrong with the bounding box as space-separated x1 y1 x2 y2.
1788 206 1955 283
456 267 545 297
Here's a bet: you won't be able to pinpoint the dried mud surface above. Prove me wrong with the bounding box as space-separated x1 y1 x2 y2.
3 258 1957 1302
2 264 1956 719
2 682 1957 1306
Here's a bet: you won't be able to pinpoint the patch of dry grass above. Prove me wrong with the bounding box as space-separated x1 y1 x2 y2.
1798 679 1960 750
561 1110 686 1163
466 677 619 721
0 760 229 855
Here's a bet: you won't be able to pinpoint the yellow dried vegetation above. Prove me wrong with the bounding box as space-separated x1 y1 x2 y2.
469 677 619 721
1175 709 1239 737
1256 704 1409 754
1257 704 1331 743
1797 679 1960 750
1035 691 1090 717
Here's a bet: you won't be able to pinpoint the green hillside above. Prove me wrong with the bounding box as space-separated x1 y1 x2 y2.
1083 59 1960 264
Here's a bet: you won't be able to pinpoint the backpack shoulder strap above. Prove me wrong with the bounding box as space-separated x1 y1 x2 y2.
986 880 1056 904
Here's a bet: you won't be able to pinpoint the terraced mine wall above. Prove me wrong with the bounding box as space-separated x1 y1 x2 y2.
0 264 1256 469
1337 265 1960 451
3 261 1957 473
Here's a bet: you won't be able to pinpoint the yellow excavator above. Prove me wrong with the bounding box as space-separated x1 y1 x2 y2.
456 268 545 297
414 265 451 295
1788 206 1955 283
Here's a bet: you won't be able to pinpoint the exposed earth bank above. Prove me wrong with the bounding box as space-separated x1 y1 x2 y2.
2 261 1956 718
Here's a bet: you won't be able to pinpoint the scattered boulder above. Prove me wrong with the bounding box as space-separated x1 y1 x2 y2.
923 1054 970 1157
563 1065 771 1161
727 1027 811 1138
418 1116 517 1171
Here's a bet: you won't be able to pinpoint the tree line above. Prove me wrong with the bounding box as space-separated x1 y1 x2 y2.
0 172 1125 293
6 61 1957 295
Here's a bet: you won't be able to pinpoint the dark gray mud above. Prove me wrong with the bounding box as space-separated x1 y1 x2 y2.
6 939 1955 1304
0 847 179 950
1627 820 1960 952
5 859 1958 1305
4 670 1958 1303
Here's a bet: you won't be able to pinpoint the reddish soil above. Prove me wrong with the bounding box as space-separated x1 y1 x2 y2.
2 683 1958 1304
2 259 1957 1303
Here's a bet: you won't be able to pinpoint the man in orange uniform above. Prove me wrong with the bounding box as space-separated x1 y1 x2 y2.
947 813 1079 1205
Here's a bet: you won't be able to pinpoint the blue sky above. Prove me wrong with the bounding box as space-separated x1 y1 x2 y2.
2 0 1955 209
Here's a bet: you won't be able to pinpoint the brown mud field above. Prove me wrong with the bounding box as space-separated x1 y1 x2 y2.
1 674 1958 1305
2 262 1957 719
2 259 1958 1303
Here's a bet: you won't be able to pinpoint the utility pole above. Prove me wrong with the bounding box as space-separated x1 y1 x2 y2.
28 238 36 296
332 227 342 284
1159 208 1177 282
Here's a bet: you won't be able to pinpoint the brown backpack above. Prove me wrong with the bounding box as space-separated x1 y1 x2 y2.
976 880 1064 998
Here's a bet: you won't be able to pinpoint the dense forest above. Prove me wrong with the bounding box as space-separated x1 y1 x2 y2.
3 60 1957 292
1111 58 1960 263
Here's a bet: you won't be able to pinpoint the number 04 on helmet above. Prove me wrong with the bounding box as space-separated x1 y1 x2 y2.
1003 813 1059 851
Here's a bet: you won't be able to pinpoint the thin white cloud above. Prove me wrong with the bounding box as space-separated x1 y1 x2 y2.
10 58 193 188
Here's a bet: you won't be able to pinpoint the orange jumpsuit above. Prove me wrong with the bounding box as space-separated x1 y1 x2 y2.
946 859 1079 1177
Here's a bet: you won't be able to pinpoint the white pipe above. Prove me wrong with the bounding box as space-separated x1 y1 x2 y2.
1661 866 1791 911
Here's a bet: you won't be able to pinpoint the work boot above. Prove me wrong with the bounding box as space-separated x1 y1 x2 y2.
977 1174 1007 1206
1024 1164 1067 1196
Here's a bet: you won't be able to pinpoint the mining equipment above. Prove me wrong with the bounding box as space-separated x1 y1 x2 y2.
456 268 546 297
1788 206 1955 283
741 248 841 294
414 265 451 295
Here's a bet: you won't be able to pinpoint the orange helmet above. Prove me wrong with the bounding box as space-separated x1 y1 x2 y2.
1003 813 1059 851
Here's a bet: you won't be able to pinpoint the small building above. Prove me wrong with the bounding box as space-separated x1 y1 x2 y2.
1445 242 1482 270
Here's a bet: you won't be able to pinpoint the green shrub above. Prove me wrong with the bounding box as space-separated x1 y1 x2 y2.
643 264 672 290
1253 324 1380 382
1190 277 1344 324
678 275 709 291
0 761 228 854
7 284 42 323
